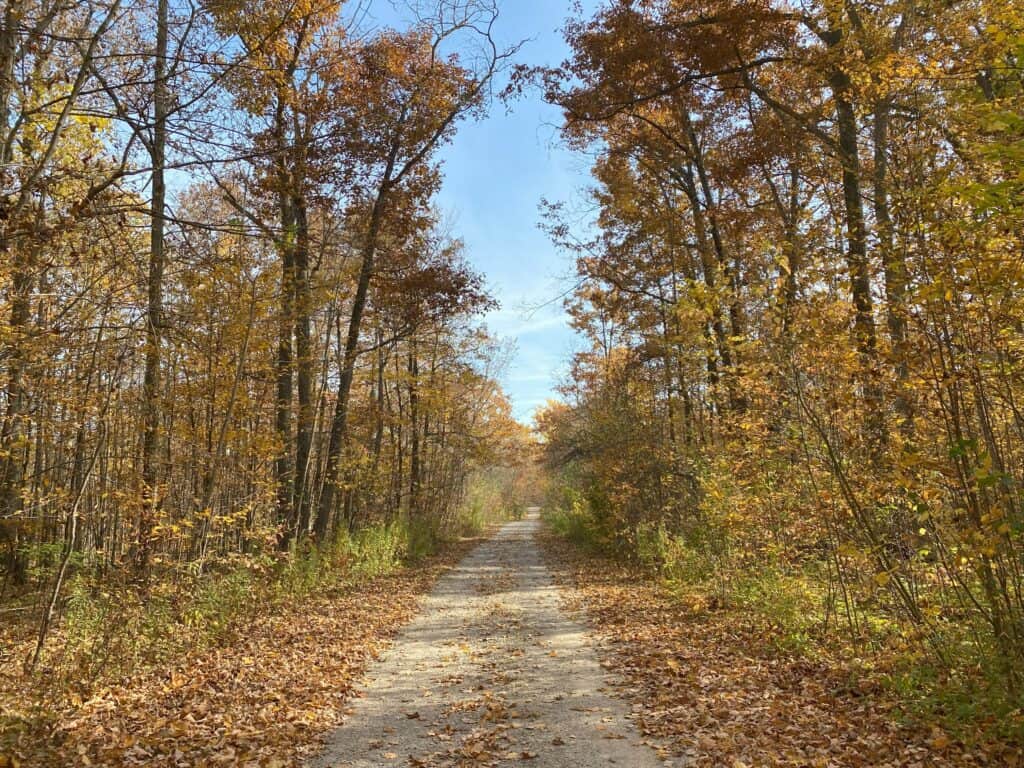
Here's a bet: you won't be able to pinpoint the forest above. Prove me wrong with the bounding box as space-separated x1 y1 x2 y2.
1 0 1023 765
0 0 537 761
534 0 1024 760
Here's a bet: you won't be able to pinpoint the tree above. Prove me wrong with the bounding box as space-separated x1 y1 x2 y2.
539 0 1024 699
314 7 513 539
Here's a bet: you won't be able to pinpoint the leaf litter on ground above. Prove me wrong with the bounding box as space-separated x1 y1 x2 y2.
538 530 1023 768
0 539 479 767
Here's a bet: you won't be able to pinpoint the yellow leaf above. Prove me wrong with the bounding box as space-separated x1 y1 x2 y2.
931 728 951 750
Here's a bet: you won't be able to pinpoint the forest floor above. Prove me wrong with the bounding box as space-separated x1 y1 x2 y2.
539 530 1023 768
0 534 485 767
6 514 1021 767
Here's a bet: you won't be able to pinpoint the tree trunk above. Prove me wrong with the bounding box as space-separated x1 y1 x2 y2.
314 170 394 539
372 332 385 468
828 55 884 449
874 99 912 437
0 242 32 583
138 0 169 576
275 186 296 547
680 163 732 410
408 343 421 517
293 197 314 534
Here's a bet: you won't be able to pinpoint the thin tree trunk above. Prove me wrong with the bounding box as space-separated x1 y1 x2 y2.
191 281 257 563
293 197 314 534
138 0 169 577
372 331 385 467
408 343 421 517
27 425 104 673
874 99 912 437
315 149 398 539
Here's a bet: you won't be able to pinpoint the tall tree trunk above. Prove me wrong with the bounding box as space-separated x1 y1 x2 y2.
680 163 732 410
372 332 385 468
408 343 420 517
688 126 747 346
828 51 884 449
783 165 801 334
275 186 295 547
139 0 169 575
0 239 33 591
686 126 747 411
314 161 395 539
293 197 314 534
874 99 912 437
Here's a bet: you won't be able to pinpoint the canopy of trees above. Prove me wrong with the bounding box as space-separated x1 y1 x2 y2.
536 0 1024 709
0 0 527 659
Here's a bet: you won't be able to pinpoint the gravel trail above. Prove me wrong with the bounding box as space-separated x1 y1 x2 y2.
310 510 665 768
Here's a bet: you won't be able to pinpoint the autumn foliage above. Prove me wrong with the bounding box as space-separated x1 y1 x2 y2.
2 0 1023 761
0 0 529 757
535 0 1024 744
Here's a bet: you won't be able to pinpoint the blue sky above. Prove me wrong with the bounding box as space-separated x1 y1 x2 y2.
435 1 599 424
370 1 598 423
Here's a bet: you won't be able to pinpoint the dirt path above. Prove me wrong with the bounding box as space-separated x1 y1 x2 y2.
310 511 665 768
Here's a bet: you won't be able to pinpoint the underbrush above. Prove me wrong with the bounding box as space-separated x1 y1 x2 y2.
544 487 613 551
543 492 1024 748
546 500 823 651
0 510 492 749
459 466 531 536
540 529 1023 766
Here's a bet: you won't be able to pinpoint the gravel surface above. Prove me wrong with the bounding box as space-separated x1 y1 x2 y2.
310 511 665 768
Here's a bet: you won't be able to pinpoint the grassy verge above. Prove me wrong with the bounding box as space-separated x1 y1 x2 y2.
0 514 498 767
543 505 1023 765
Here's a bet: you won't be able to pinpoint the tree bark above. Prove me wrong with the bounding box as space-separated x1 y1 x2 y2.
314 165 395 539
293 196 314 534
874 99 912 437
138 0 169 575
825 37 884 449
408 343 421 517
275 184 296 546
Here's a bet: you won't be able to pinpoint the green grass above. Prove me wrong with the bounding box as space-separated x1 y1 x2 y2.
36 495 522 683
35 515 455 690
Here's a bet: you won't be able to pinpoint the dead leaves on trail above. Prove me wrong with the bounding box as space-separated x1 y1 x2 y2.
0 546 473 767
539 533 1022 768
